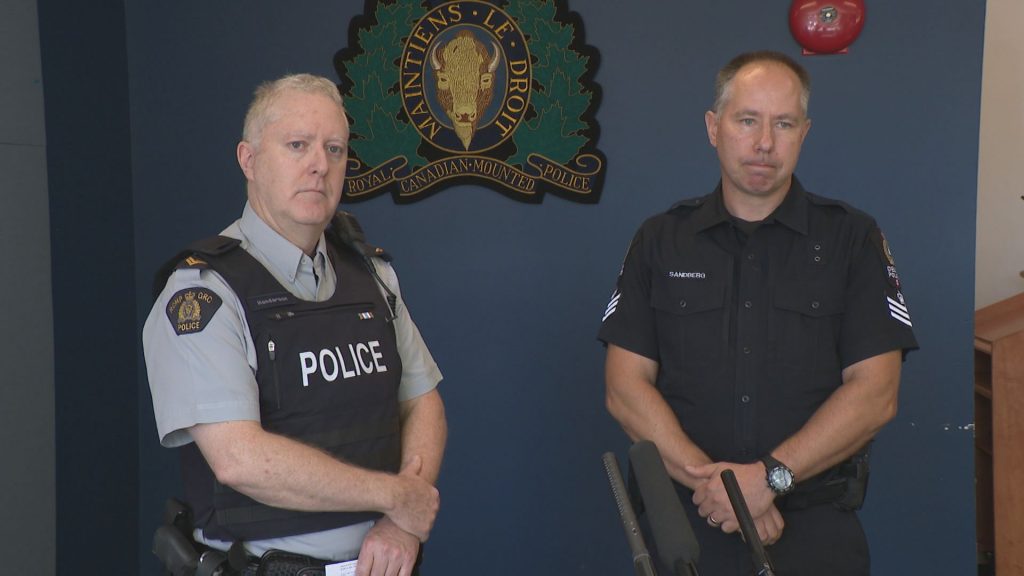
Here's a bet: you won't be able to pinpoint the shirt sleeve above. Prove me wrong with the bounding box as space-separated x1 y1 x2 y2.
838 224 920 368
142 267 261 448
371 259 443 401
597 226 660 361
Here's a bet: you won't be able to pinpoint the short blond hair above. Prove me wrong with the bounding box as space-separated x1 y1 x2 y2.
713 51 810 116
242 73 345 146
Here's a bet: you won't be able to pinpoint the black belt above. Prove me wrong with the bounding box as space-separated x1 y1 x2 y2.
236 549 329 576
777 478 848 511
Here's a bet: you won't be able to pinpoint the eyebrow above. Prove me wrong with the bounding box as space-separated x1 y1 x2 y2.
732 109 803 121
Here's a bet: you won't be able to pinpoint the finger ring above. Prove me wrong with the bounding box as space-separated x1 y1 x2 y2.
708 514 720 526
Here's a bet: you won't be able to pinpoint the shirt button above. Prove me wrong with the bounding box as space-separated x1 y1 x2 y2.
811 300 821 309
814 243 822 251
744 300 752 309
679 300 687 309
741 395 751 403
814 255 822 262
743 346 751 354
746 253 755 260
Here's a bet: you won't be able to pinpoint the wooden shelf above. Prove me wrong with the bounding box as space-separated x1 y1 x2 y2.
974 292 1024 574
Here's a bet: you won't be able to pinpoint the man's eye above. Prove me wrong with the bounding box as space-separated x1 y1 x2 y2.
777 121 794 129
289 141 306 150
327 144 345 155
740 118 755 126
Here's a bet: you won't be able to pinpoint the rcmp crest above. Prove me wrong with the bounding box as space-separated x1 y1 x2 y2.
334 0 605 203
166 288 222 335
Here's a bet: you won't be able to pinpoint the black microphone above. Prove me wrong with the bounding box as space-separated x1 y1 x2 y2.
603 452 657 576
629 441 700 576
720 469 776 576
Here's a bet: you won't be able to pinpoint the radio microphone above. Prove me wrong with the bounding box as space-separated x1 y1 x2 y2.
720 469 776 576
629 441 700 576
603 452 657 576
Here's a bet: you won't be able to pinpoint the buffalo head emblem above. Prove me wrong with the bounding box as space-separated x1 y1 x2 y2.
430 31 502 150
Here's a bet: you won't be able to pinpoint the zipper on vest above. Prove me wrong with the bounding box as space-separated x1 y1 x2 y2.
268 337 281 409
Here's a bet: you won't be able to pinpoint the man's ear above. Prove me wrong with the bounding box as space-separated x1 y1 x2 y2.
237 141 255 180
705 110 719 148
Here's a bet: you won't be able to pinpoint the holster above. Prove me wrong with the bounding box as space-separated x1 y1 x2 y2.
153 499 231 576
780 448 871 512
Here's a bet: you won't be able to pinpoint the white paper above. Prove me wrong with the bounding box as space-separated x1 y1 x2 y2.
325 559 358 576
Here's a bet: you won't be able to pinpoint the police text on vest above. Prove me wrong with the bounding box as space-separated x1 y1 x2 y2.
299 341 388 386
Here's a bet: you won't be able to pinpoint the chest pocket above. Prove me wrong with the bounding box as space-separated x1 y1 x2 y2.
771 282 844 372
650 277 727 368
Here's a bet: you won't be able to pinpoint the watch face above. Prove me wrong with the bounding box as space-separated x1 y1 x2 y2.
769 467 793 490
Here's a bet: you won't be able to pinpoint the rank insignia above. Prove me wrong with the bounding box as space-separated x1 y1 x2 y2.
166 288 222 335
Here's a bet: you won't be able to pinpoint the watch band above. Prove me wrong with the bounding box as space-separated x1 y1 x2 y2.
760 454 787 472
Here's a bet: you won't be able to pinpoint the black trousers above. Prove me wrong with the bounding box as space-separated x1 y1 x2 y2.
642 498 869 576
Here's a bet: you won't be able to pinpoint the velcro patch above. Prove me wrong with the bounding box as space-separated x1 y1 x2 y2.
165 288 222 335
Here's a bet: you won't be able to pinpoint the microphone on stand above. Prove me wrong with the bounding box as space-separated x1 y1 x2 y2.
720 469 776 576
629 441 700 576
603 452 657 576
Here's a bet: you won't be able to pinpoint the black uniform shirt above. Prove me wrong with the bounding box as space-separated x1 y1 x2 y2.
598 177 918 463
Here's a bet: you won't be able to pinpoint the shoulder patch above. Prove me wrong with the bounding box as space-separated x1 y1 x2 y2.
870 227 897 266
880 232 896 266
878 231 902 288
165 288 223 335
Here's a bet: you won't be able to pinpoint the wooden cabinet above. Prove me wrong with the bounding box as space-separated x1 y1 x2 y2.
975 292 1024 575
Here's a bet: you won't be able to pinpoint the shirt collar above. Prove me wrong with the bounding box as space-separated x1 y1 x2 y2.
690 176 809 236
239 202 329 284
768 176 809 235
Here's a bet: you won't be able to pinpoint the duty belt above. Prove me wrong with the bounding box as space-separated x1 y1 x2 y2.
236 549 328 576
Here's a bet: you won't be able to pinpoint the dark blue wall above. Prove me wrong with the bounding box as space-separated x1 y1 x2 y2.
38 0 138 572
117 2 984 574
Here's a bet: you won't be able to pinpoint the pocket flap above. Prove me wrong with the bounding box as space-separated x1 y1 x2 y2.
651 279 726 316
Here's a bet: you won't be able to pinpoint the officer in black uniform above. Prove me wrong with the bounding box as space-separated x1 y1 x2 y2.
599 51 917 575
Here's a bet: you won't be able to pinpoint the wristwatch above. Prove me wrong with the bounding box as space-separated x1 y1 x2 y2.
760 455 795 495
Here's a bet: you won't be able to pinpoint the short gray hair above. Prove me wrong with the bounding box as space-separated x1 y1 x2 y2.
712 51 810 116
242 73 345 146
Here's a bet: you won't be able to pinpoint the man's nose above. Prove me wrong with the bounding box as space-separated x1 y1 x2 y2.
310 145 328 175
755 125 774 153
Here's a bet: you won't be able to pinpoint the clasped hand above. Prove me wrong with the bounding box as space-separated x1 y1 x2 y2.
686 461 785 545
385 455 440 543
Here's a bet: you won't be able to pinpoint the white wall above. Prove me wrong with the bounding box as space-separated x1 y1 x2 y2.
976 0 1024 309
0 0 56 570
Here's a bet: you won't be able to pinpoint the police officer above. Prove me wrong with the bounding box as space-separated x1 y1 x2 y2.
598 51 917 575
144 74 446 576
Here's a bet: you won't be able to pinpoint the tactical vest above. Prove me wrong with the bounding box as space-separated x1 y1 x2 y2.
168 227 402 541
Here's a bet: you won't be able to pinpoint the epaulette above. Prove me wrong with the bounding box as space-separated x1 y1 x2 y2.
667 194 709 213
152 236 241 300
806 192 859 215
